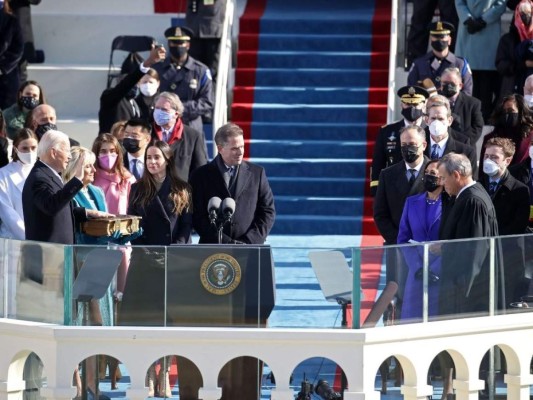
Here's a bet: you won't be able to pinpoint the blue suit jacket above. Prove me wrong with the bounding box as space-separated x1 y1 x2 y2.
397 192 442 272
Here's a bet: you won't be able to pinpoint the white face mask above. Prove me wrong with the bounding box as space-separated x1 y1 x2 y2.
483 158 500 177
428 119 448 142
525 94 533 108
140 82 158 97
17 149 37 166
529 145 533 160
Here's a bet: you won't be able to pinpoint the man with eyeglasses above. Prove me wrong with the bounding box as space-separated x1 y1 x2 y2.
121 118 152 180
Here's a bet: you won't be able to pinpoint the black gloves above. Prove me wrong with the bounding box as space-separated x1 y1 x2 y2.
464 17 487 34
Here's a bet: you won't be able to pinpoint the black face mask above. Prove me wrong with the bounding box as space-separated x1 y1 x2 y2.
169 46 188 59
499 112 519 128
401 107 424 122
440 82 459 98
21 96 39 110
424 174 440 192
401 144 420 163
122 138 141 154
35 122 57 139
431 39 448 52
521 13 532 27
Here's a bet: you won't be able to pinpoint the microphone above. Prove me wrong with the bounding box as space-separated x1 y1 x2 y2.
207 196 222 224
221 197 236 221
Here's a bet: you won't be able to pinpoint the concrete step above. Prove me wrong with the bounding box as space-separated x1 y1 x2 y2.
31 14 171 65
33 0 157 14
27 65 107 119
53 119 99 149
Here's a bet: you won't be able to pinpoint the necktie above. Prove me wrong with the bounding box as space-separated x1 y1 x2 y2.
131 159 141 180
431 144 439 160
408 169 417 186
489 181 498 195
228 167 236 188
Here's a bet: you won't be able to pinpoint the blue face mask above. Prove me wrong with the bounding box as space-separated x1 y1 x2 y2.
153 109 174 127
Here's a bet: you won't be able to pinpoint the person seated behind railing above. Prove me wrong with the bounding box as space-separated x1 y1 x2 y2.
2 80 45 139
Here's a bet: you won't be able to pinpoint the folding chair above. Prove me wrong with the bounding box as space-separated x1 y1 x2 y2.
107 35 156 88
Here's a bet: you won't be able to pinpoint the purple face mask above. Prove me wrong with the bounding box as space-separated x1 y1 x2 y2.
98 153 118 171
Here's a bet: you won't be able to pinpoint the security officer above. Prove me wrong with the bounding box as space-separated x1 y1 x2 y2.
407 22 473 96
152 26 214 134
370 85 429 196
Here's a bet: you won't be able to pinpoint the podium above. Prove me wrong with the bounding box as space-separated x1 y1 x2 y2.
119 244 276 399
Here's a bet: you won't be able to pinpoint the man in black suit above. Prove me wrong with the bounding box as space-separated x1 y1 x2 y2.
122 118 152 180
438 153 500 316
424 97 478 178
188 122 275 399
439 67 484 146
98 44 166 133
480 138 530 304
26 104 79 146
370 85 429 195
190 122 275 244
22 130 109 244
151 91 207 181
374 125 429 302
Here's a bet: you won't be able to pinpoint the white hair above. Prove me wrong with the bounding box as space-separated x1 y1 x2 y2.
37 130 69 158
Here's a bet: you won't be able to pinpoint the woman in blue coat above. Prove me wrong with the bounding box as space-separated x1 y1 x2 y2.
397 160 449 321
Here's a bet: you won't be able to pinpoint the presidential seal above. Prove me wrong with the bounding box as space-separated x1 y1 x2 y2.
200 253 242 295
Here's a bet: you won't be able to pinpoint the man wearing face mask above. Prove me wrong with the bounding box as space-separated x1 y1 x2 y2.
26 104 79 146
151 91 207 181
152 26 214 135
98 45 165 134
424 98 478 177
480 138 529 306
408 22 473 96
374 125 429 301
370 85 429 196
122 118 152 180
439 67 484 146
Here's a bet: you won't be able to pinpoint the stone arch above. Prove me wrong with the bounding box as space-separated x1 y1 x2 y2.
218 355 270 399
8 351 46 397
290 355 348 396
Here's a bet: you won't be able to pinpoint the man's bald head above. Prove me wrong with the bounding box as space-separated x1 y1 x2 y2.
32 104 57 125
30 104 58 138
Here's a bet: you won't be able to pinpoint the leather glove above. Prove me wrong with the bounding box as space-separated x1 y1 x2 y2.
464 17 486 34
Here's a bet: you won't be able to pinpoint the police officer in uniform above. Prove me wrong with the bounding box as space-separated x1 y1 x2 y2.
370 85 430 196
152 26 214 134
408 22 473 96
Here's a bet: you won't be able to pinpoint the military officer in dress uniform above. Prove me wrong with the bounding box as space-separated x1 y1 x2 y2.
152 26 214 135
407 22 473 96
370 85 430 196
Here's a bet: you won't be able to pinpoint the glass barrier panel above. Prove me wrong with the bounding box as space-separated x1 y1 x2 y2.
6 239 67 323
67 245 167 327
498 234 533 315
354 236 504 327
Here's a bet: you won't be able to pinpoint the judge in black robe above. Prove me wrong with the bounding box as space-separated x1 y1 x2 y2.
437 153 501 317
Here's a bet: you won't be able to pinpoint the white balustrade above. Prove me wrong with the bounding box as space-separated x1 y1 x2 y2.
0 312 532 400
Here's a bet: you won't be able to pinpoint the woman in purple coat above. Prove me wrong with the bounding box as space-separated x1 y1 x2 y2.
397 160 449 321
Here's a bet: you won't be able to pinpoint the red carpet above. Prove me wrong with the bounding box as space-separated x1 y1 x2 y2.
333 0 391 391
231 0 268 158
153 0 186 13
